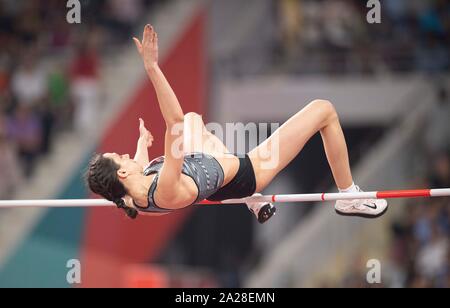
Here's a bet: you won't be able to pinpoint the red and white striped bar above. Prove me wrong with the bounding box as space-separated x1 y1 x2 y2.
0 188 448 208
198 188 450 205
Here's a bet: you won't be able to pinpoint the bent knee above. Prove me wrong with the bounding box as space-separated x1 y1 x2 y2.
184 112 201 119
309 99 337 120
184 112 205 127
309 99 334 111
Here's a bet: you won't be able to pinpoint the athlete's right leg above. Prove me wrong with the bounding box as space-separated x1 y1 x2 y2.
248 99 353 193
183 112 229 154
247 99 388 218
183 112 274 222
183 112 239 186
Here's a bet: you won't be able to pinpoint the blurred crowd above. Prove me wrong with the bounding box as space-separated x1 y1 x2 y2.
0 0 165 198
332 87 450 288
273 0 450 75
224 0 450 76
388 150 450 288
336 150 450 288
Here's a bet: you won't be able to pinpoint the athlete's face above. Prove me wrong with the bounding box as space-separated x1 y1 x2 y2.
103 153 142 179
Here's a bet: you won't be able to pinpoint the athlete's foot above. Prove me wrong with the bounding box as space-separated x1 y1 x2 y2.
335 186 388 219
246 193 277 224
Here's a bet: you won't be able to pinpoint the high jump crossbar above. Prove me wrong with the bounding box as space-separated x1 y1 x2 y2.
0 188 449 208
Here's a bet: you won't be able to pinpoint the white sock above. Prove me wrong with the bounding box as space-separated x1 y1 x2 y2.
339 182 358 193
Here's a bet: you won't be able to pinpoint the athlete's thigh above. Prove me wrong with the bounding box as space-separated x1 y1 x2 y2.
248 100 329 192
184 112 230 155
183 112 207 153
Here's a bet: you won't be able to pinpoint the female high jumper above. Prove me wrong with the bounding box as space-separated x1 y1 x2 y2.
86 24 388 223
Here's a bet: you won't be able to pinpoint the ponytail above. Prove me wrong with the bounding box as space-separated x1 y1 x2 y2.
114 198 139 220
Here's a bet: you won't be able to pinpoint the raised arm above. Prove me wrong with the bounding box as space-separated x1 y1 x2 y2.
133 25 184 126
133 24 185 204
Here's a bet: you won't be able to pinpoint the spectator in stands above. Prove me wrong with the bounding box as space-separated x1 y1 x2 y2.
425 87 450 153
6 104 42 177
69 40 101 134
277 0 302 60
13 1 42 44
37 98 55 155
0 112 22 198
48 62 72 131
0 57 9 94
416 224 448 286
415 35 449 73
11 52 47 108
429 151 450 189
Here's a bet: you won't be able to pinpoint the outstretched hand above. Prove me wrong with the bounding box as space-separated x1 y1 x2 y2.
133 24 159 70
139 118 154 148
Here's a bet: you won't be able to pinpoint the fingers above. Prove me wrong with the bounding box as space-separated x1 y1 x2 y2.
153 32 158 49
139 118 152 136
144 24 153 44
142 24 146 42
133 37 142 54
142 24 158 45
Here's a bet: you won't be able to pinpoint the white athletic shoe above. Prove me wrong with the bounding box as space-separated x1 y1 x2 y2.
246 193 277 224
335 186 388 218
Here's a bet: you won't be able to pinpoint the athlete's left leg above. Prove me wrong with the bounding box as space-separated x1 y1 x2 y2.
248 99 388 218
182 112 239 186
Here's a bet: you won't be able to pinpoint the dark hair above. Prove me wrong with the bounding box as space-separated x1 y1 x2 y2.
85 154 138 219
